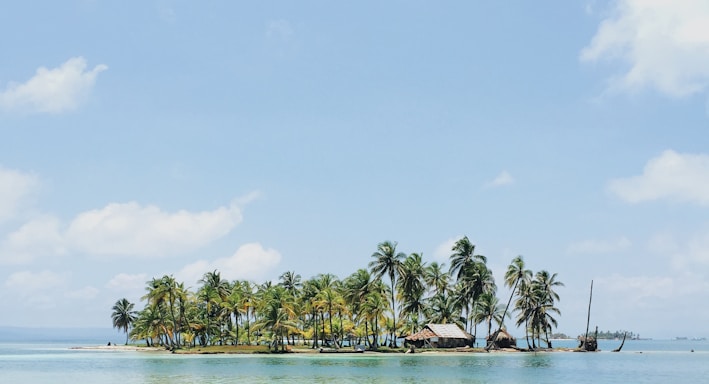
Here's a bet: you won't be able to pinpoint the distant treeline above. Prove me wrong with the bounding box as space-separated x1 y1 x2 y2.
551 330 638 340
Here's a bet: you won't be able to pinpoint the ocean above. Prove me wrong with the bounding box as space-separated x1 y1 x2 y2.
1 339 706 383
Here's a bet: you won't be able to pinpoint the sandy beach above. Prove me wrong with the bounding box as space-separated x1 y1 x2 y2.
70 345 166 352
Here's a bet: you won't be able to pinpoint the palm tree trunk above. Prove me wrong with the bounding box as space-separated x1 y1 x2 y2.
500 279 519 331
390 277 398 348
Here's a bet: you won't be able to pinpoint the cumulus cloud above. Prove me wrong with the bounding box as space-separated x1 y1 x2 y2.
485 171 515 188
0 166 39 223
596 272 709 312
607 150 709 205
581 0 709 97
433 236 464 262
65 200 244 257
567 236 631 254
0 57 107 114
106 273 148 292
176 242 282 284
0 216 65 265
65 286 99 300
4 270 66 306
106 273 149 299
0 194 253 264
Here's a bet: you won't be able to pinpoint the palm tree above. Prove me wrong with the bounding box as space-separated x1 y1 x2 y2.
455 261 496 336
424 261 449 296
397 253 426 336
360 287 388 349
449 236 486 281
499 256 531 329
448 236 489 333
474 293 505 339
342 269 376 348
424 291 464 328
532 270 564 347
253 285 298 352
514 270 564 349
111 298 137 345
198 270 231 345
487 256 531 350
369 240 406 347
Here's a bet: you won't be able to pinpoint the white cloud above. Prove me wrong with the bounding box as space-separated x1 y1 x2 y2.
485 171 514 188
0 57 107 114
65 200 244 257
176 242 282 284
433 236 464 262
0 216 65 265
0 166 39 223
596 272 709 311
4 270 66 306
567 236 631 254
607 150 709 205
581 0 709 97
106 273 148 291
65 286 99 300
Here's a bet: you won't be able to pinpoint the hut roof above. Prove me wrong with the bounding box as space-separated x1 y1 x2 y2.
491 329 516 341
405 324 473 341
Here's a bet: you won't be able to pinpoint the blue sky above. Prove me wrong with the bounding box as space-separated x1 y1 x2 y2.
1 1 709 339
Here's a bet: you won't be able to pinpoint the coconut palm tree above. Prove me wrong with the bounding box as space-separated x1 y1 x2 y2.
342 269 377 348
397 253 426 336
424 261 449 296
473 293 505 339
253 285 298 352
360 287 388 349
279 271 302 297
499 256 531 330
198 271 231 345
449 236 486 281
484 255 532 352
369 240 406 347
448 236 490 333
455 261 496 336
111 298 137 345
425 291 464 328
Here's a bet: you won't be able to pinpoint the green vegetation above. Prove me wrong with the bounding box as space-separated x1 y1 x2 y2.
585 330 639 340
112 238 564 352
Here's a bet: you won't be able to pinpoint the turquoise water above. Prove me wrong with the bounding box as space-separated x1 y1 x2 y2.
1 340 707 383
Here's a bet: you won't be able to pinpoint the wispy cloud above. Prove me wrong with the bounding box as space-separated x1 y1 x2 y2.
485 171 514 188
0 57 107 114
607 150 709 206
581 0 709 97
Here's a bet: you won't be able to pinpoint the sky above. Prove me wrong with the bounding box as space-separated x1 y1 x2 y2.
1 1 709 340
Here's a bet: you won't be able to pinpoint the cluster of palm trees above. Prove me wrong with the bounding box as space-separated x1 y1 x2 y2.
111 237 563 350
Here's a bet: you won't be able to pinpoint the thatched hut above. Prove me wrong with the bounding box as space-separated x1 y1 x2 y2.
486 329 517 349
405 324 473 348
577 336 598 351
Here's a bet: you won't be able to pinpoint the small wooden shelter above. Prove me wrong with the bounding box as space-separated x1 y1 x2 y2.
486 329 517 349
404 323 473 348
577 336 598 351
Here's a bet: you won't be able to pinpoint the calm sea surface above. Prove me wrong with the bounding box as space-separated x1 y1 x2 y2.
1 339 707 383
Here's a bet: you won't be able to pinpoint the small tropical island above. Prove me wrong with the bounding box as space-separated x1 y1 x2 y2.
111 238 568 354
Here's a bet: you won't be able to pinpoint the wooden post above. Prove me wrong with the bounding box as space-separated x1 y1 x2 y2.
582 280 593 351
